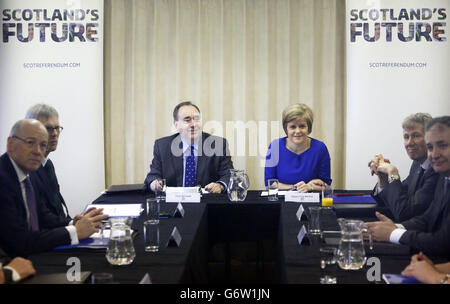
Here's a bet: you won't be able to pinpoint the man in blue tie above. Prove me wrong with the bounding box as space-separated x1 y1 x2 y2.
0 119 108 257
144 101 234 194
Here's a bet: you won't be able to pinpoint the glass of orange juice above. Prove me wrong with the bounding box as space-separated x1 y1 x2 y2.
321 185 333 208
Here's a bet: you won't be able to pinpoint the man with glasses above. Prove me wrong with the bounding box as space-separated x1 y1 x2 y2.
0 119 108 257
144 101 233 194
368 113 439 221
25 104 69 220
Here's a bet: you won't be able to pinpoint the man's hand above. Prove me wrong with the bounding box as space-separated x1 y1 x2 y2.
205 182 224 194
73 207 96 225
401 259 443 284
368 154 391 175
75 208 109 240
6 257 36 281
151 179 164 192
365 212 396 242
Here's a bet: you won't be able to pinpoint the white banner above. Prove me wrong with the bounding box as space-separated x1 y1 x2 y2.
0 0 104 215
345 0 449 190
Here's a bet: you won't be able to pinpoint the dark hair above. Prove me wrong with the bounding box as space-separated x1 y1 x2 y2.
173 101 200 121
425 116 450 132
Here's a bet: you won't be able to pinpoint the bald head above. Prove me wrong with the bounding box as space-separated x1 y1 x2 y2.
7 119 48 173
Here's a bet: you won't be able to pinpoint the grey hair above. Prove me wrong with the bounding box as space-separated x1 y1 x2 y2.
25 104 59 120
402 113 432 133
425 116 450 132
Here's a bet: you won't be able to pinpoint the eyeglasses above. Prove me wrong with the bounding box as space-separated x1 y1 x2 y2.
13 136 48 150
45 126 63 133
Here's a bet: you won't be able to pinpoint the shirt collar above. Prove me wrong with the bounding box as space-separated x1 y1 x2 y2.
421 159 431 171
8 155 28 183
42 156 49 167
181 138 199 154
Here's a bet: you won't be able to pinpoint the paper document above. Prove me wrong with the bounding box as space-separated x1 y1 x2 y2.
166 186 200 193
260 191 288 197
84 204 142 217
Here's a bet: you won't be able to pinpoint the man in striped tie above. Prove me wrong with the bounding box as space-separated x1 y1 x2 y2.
145 101 234 194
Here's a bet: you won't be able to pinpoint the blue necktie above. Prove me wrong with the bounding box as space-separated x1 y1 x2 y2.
24 177 39 231
184 145 196 187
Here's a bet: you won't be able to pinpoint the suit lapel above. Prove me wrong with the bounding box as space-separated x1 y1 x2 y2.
1 154 27 216
408 167 422 196
171 135 184 186
196 151 206 188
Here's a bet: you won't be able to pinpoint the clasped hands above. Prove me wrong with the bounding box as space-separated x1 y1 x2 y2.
73 207 109 240
368 154 399 187
151 179 223 194
292 179 327 193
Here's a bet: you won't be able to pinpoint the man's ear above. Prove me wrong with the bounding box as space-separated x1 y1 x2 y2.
6 136 14 154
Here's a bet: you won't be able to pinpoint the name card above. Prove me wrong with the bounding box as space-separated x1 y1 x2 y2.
296 204 305 221
139 273 152 284
166 192 201 203
285 192 320 203
173 203 185 218
166 226 182 247
297 225 309 245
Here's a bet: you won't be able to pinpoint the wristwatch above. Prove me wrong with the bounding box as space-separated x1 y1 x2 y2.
388 174 400 183
441 273 450 284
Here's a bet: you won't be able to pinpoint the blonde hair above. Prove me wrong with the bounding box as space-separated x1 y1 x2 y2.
282 103 314 134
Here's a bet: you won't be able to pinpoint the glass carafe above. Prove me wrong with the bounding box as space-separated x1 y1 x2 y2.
227 169 250 202
106 217 136 266
336 218 372 270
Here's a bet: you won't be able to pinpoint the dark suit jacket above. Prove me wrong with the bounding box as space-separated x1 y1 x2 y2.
399 175 450 258
0 153 71 258
144 132 234 191
30 159 71 221
374 160 439 222
0 247 10 265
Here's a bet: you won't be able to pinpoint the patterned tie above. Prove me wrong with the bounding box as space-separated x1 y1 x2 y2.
184 145 196 187
23 177 39 231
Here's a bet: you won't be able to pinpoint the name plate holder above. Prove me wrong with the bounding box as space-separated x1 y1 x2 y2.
296 204 307 221
166 226 182 247
166 192 201 203
285 192 320 203
297 225 310 245
173 203 185 218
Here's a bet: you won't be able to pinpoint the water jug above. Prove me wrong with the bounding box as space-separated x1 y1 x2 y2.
227 169 250 202
336 218 372 270
105 217 136 266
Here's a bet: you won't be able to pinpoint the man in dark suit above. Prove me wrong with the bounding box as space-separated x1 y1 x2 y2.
0 119 108 257
0 247 36 284
25 104 69 220
369 113 439 221
367 116 450 258
144 101 234 194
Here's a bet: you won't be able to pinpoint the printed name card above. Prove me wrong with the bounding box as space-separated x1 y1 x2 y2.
297 225 309 245
296 204 305 221
166 226 182 247
285 192 320 203
166 192 201 203
173 203 185 218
